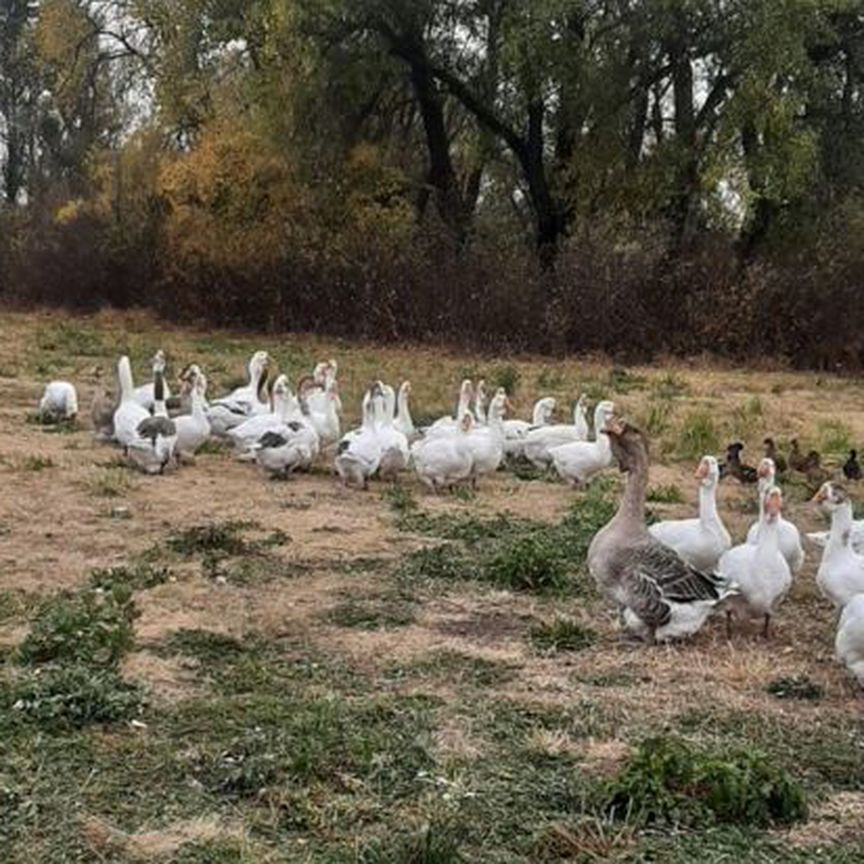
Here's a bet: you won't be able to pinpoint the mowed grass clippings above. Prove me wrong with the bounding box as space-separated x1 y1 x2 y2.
1 309 864 860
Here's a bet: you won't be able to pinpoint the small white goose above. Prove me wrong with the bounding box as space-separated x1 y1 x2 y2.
113 356 152 448
303 376 341 445
465 388 508 482
173 369 211 459
813 482 864 610
307 359 342 419
38 381 78 421
835 593 864 687
207 350 271 436
335 386 383 489
375 382 410 478
719 486 792 637
424 380 474 438
648 456 731 572
253 422 318 477
133 350 172 411
502 397 556 458
126 366 177 474
549 400 616 486
745 457 804 574
227 373 293 453
522 395 589 469
393 381 417 441
412 413 475 491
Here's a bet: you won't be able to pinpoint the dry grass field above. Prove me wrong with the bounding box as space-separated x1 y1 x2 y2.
2 310 864 863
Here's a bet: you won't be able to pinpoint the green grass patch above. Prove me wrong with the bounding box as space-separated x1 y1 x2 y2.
605 736 807 827
21 455 55 472
388 650 516 688
765 676 824 701
87 467 133 497
395 481 614 597
820 420 854 458
327 597 416 630
677 411 721 461
646 484 684 504
89 562 173 592
530 618 596 653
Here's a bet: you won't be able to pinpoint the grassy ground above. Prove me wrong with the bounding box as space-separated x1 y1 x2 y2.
2 309 864 862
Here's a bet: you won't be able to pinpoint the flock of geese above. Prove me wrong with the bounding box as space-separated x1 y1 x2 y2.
34 349 864 690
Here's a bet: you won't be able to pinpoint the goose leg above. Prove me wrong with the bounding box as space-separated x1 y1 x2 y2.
762 613 771 639
725 610 734 640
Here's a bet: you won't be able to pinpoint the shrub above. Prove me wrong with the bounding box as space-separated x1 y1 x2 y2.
18 586 136 668
9 664 143 729
605 737 807 827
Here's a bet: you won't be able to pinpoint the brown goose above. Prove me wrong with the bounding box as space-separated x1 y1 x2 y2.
587 419 734 643
90 366 118 442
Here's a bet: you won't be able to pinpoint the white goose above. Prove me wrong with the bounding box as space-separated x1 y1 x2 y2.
522 394 590 469
207 350 270 436
376 382 410 478
648 456 731 571
424 380 474 439
549 400 616 486
227 374 293 452
473 380 488 425
307 359 342 419
38 381 79 421
335 386 383 489
113 356 152 448
126 366 177 474
303 375 341 445
133 350 172 411
813 482 864 610
502 397 556 458
412 413 475 491
835 593 864 687
393 381 417 441
174 369 211 459
719 486 792 637
464 388 508 481
745 457 804 574
253 423 318 477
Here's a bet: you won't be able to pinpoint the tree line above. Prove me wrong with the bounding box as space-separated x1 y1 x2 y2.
1 0 863 365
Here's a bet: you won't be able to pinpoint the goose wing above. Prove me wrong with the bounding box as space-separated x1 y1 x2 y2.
619 538 728 628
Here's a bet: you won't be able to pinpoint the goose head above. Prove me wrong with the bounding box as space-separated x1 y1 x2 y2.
398 380 411 401
271 373 291 405
194 372 208 398
249 351 270 383
694 455 720 487
763 486 784 524
474 379 488 416
757 457 776 484
813 481 849 513
763 437 778 457
376 381 396 418
533 397 556 425
604 417 648 473
487 388 509 422
313 361 329 385
151 350 167 374
594 400 616 433
457 379 474 411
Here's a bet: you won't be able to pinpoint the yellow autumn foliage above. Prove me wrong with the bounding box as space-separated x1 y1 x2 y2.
158 120 309 273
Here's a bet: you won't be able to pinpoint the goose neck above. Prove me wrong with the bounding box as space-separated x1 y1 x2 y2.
118 357 135 401
828 502 854 552
618 455 648 525
698 481 719 527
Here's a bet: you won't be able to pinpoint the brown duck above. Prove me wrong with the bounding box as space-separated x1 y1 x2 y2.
762 437 787 475
725 442 758 484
